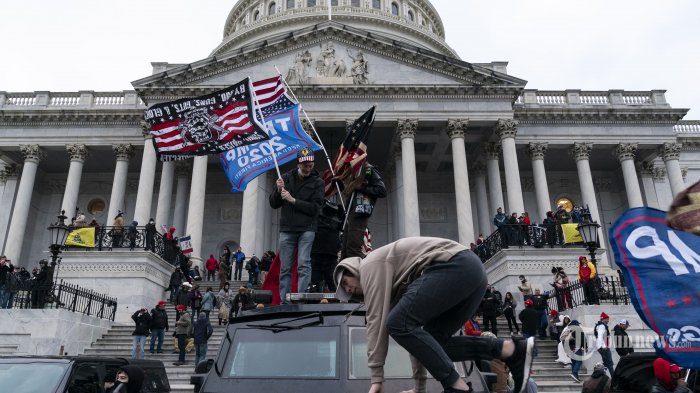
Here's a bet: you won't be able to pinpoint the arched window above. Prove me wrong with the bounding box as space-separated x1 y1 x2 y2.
287 0 295 9
373 0 381 9
253 10 260 20
391 2 399 16
407 10 414 21
308 0 316 6
269 2 277 14
351 0 360 6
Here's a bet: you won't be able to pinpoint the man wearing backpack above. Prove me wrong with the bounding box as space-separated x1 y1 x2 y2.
595 312 615 375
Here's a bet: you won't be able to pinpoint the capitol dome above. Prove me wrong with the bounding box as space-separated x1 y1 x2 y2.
211 0 457 57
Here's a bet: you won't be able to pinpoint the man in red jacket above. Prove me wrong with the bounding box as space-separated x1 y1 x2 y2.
205 254 218 281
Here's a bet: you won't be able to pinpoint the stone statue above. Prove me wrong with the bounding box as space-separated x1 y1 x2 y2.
347 49 369 84
286 50 312 84
316 42 336 77
330 58 346 77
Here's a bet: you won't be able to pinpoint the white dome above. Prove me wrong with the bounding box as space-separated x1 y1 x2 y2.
212 0 457 58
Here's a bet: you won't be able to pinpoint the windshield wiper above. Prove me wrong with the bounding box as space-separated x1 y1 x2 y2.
247 312 324 333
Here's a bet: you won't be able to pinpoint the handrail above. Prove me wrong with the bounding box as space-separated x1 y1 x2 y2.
546 276 629 312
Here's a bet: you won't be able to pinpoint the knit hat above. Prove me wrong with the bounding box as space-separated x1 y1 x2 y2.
550 309 559 317
176 304 186 311
600 312 610 320
157 300 167 306
297 147 314 163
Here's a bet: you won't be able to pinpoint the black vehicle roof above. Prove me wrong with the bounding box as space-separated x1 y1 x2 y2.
0 356 165 368
234 302 366 323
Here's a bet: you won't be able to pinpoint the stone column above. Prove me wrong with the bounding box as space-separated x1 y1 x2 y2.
397 119 420 237
653 166 673 210
614 143 644 208
527 143 551 222
484 143 505 221
133 135 158 225
172 162 190 236
570 143 602 223
185 156 208 266
60 144 89 217
473 162 490 237
4 145 45 264
240 176 266 257
392 149 405 239
0 165 20 254
497 119 525 215
639 162 659 209
155 161 175 231
447 119 474 245
660 142 686 197
106 144 135 224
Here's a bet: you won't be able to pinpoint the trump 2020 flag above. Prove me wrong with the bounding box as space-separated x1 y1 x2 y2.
220 104 321 192
145 77 269 161
178 235 193 255
609 207 700 368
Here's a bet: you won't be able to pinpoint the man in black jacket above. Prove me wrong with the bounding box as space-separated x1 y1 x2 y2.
613 319 634 357
149 300 169 354
131 307 152 359
269 148 324 303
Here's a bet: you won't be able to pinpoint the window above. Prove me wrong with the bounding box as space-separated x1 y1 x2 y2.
373 0 381 9
253 10 260 20
0 363 69 393
391 2 399 15
308 0 316 5
269 2 276 14
67 365 100 393
287 0 295 9
351 0 360 6
407 10 414 21
227 327 338 377
331 0 338 5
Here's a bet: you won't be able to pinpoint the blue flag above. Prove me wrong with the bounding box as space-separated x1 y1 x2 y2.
219 104 321 192
609 207 700 368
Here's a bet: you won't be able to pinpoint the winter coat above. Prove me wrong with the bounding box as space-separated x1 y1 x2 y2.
217 289 234 306
150 307 169 330
193 313 214 345
233 250 245 265
233 293 255 315
519 308 539 336
189 289 203 309
581 369 610 393
201 291 216 311
493 212 507 228
131 310 152 336
613 325 634 356
175 311 192 335
115 365 144 393
269 168 324 232
481 292 499 317
205 257 218 272
175 289 190 307
169 270 183 289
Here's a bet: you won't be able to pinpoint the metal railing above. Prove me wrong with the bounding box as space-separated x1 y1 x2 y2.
546 276 629 312
474 224 573 262
6 279 118 320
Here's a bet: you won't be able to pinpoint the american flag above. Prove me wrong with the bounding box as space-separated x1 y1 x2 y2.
323 106 376 198
251 76 298 119
146 77 274 161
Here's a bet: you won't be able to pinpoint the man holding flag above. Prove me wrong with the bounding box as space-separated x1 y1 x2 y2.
269 148 324 304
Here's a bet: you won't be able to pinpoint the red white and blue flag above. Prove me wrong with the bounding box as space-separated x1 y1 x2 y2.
145 77 269 161
610 207 700 368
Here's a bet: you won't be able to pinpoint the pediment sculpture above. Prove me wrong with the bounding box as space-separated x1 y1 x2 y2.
286 42 368 85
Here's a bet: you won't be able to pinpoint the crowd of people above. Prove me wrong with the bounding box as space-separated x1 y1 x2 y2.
0 255 54 309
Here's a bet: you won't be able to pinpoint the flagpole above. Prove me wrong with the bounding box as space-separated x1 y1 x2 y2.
248 77 282 180
274 66 346 211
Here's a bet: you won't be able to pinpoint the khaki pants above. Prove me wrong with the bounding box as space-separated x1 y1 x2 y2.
173 336 194 353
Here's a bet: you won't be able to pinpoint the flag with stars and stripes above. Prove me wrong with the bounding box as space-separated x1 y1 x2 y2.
322 106 375 198
145 77 269 161
252 75 298 120
609 207 700 368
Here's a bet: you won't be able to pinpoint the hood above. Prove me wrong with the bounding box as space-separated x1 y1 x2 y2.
197 312 208 322
653 358 681 389
119 365 145 392
131 221 138 226
333 257 362 302
169 227 176 233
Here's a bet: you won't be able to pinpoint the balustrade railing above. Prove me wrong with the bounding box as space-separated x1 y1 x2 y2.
6 279 117 320
64 225 181 263
474 224 572 263
546 276 629 312
1 91 143 109
675 121 700 134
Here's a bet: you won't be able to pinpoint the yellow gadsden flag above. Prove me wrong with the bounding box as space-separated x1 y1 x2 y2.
65 227 96 248
561 223 584 244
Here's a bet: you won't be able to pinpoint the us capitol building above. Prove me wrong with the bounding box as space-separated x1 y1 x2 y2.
1 0 698 284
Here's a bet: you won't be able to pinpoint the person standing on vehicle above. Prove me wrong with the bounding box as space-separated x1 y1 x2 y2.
174 304 192 366
334 237 535 393
650 358 691 393
149 300 169 354
233 246 245 281
193 311 214 368
269 148 324 302
131 307 151 359
595 312 615 375
613 319 634 358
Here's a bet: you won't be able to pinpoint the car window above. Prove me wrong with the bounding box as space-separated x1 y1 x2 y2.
67 364 101 393
0 362 69 393
226 327 338 378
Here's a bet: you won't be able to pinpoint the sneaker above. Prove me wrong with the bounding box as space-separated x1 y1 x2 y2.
504 337 535 393
570 374 582 383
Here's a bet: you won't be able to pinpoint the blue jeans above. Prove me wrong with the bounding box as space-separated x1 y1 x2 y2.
149 329 165 353
132 335 147 359
195 343 208 367
386 250 502 388
571 349 583 378
278 231 315 303
598 348 615 375
177 334 187 362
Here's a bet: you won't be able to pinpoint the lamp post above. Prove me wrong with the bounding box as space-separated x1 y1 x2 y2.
47 210 70 281
577 206 601 266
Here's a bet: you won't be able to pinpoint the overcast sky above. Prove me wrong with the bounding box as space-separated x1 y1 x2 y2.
1 0 698 118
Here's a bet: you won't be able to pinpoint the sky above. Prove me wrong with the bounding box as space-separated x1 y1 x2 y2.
1 0 698 118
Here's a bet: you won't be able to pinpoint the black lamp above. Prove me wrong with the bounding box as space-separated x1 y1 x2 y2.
47 210 70 279
577 206 600 266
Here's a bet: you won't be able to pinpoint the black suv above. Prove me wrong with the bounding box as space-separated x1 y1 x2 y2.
191 303 492 393
0 356 171 393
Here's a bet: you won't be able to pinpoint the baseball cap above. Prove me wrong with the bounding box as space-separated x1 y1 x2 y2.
297 147 314 163
334 267 351 302
619 319 631 326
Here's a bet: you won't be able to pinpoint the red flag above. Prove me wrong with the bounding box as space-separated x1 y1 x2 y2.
260 249 299 305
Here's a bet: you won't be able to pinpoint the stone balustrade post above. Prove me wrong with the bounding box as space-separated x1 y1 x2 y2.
565 89 582 105
608 90 624 105
78 91 94 107
34 92 50 106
